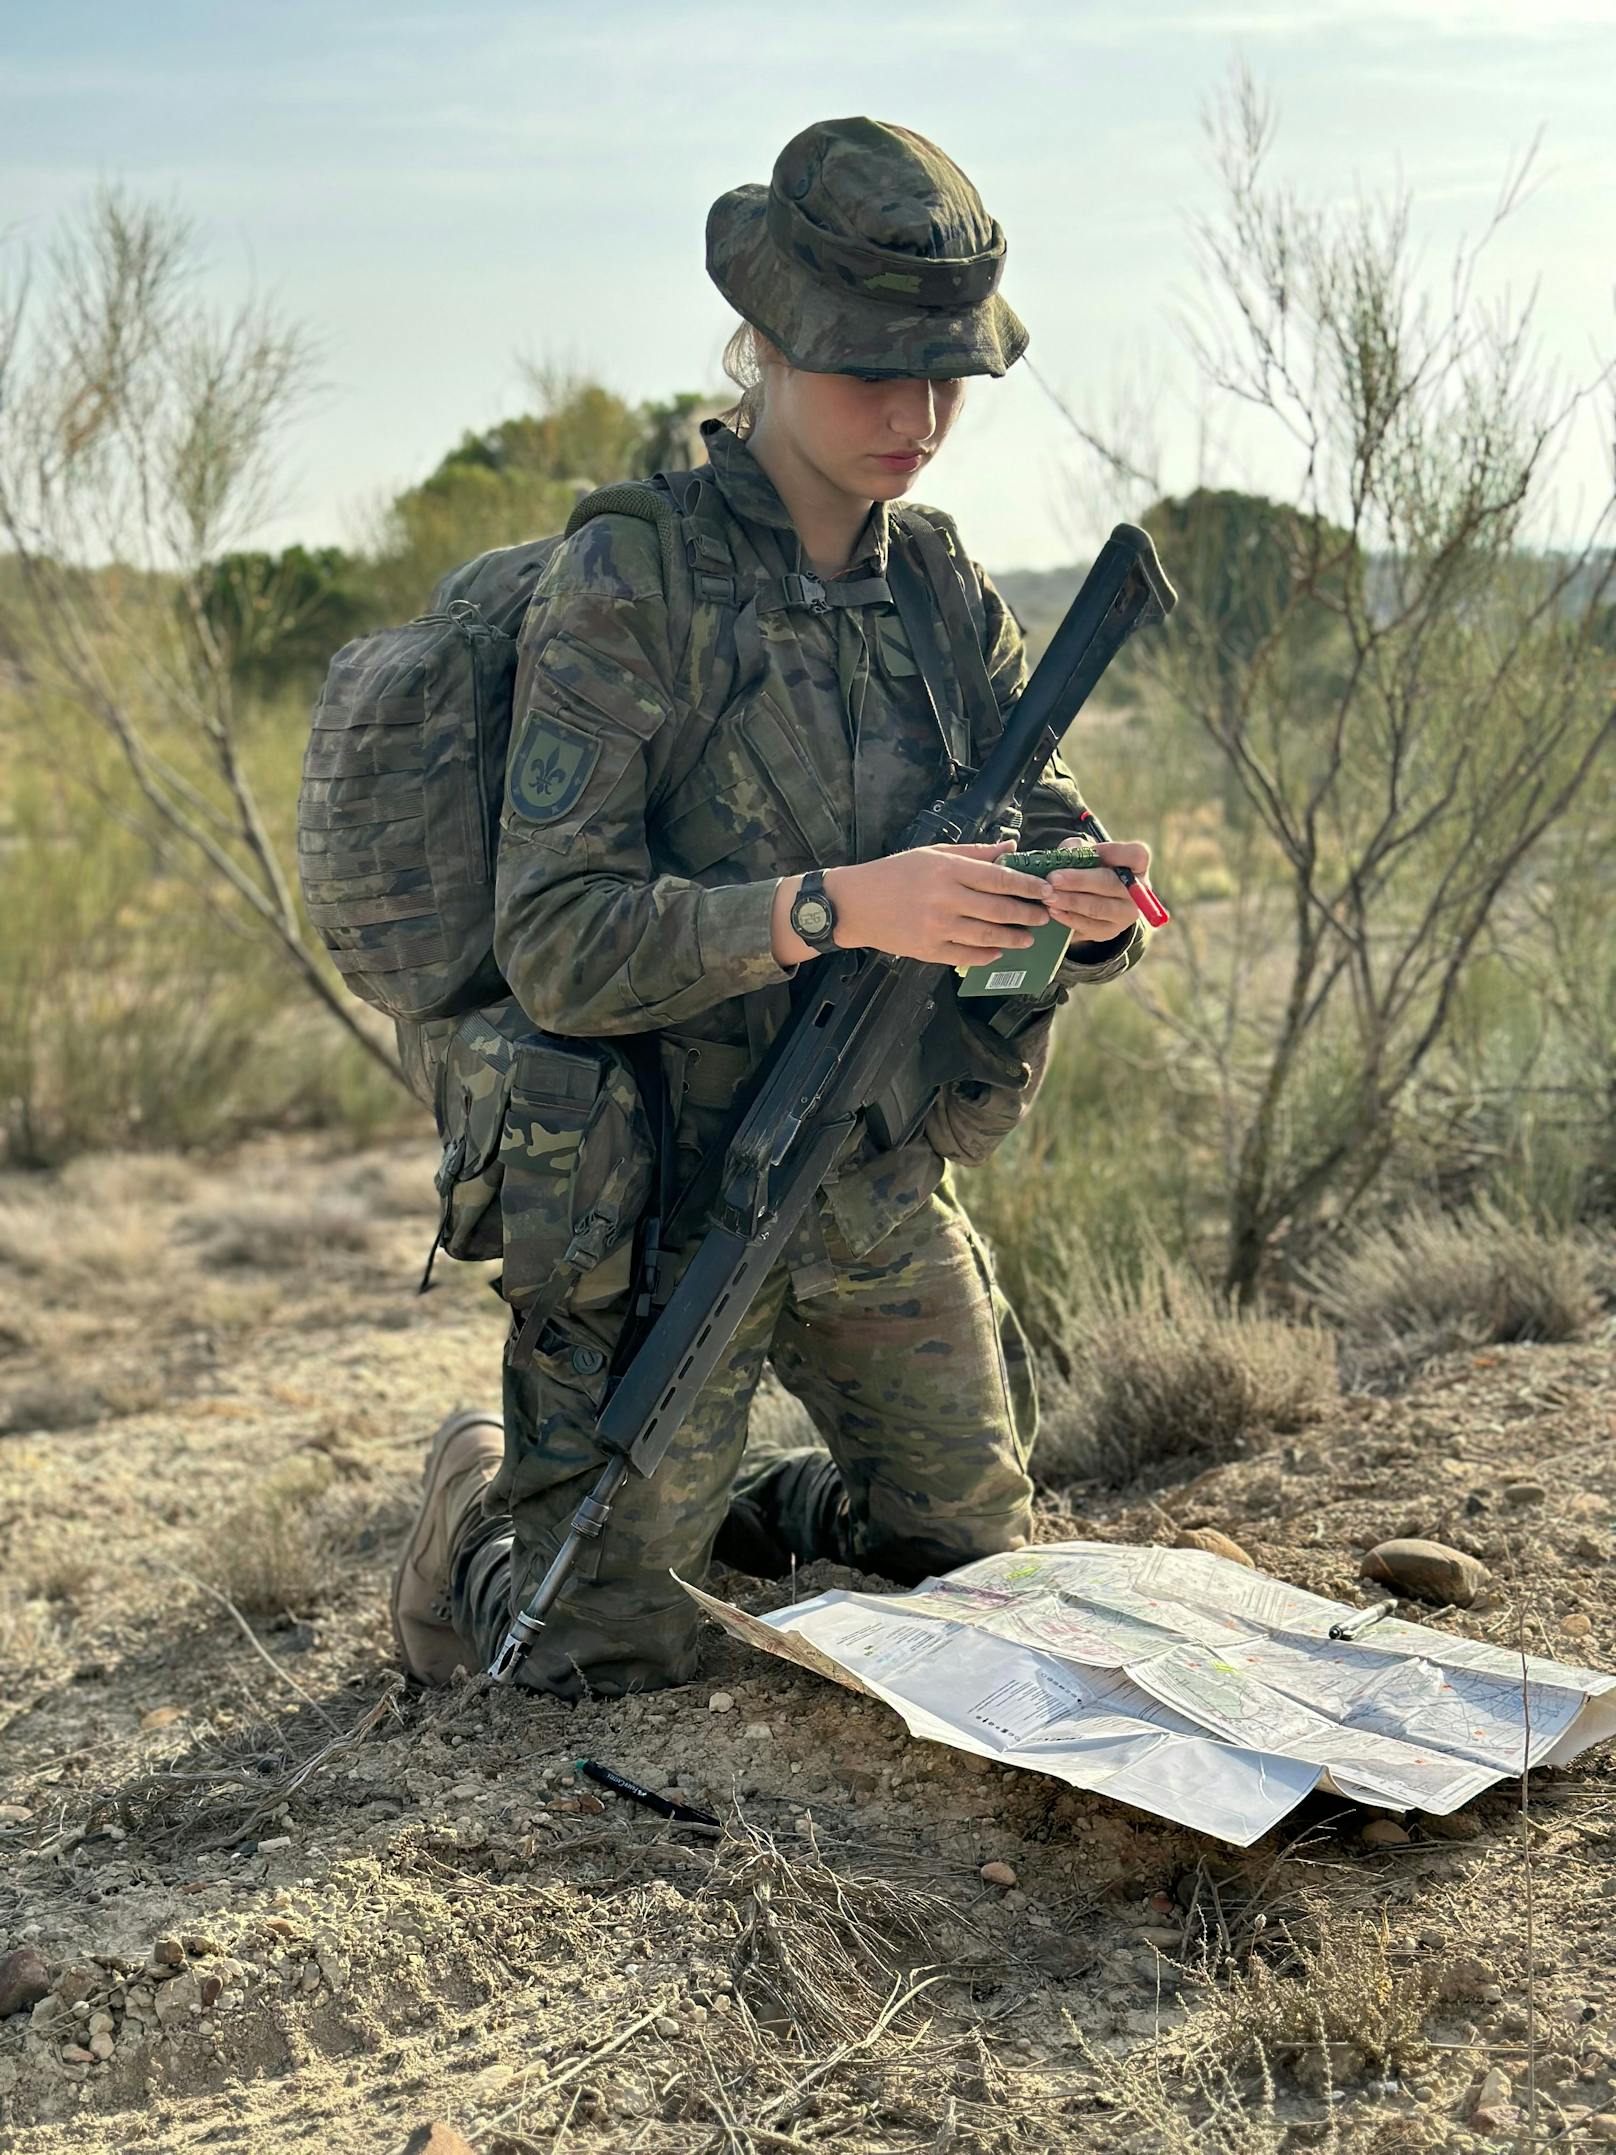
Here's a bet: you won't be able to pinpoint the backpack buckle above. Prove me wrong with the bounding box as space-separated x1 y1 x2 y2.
785 572 830 615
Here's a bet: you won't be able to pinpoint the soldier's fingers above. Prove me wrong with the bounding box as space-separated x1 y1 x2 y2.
943 938 1022 967
1095 839 1151 875
956 892 1049 928
946 840 1018 861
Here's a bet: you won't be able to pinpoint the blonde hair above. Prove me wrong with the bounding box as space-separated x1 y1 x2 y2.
719 320 768 438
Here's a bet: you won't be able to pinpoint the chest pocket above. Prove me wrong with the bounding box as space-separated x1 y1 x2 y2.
871 611 921 683
653 681 847 878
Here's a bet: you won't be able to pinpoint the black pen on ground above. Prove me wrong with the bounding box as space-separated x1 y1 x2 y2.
1328 1597 1398 1642
575 1757 721 1833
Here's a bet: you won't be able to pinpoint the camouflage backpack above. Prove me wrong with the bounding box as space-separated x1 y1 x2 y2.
296 475 718 1336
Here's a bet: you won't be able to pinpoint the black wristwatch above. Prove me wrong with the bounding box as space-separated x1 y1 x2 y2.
788 868 840 955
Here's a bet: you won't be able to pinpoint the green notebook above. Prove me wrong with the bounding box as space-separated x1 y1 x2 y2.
955 847 1099 1000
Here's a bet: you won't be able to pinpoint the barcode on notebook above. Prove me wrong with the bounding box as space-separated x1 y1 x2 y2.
985 969 1028 991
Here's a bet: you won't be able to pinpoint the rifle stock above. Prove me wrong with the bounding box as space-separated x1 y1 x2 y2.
489 522 1175 1686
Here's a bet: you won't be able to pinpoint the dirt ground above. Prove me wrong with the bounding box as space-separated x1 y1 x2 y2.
1 1131 1613 2155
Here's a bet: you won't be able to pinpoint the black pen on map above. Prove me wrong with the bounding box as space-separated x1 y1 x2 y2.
575 1758 721 1833
1328 1598 1398 1642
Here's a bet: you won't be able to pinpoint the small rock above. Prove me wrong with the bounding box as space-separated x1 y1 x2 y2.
1562 1612 1593 1638
743 1722 772 1739
62 2043 95 2064
1586 2118 1616 2144
1362 1538 1488 1607
0 1945 50 2018
89 2031 115 2060
1471 2103 1520 2133
200 1974 223 2008
707 1692 735 1714
979 1861 1018 1889
655 2014 680 2039
257 1835 292 1852
1139 1926 1183 1951
1360 1818 1410 1848
1437 1955 1495 2001
1475 2064 1513 2111
153 1937 185 1967
1418 1808 1482 1841
1173 1527 1255 1567
401 2128 478 2155
87 2008 114 2036
140 1705 185 1730
1502 1480 1547 1506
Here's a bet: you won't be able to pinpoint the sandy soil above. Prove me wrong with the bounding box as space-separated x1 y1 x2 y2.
1 1131 1613 2155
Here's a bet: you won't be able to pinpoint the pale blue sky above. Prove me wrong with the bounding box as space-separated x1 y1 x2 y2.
4 0 1612 569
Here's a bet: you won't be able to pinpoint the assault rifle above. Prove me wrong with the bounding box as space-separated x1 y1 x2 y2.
490 522 1176 1685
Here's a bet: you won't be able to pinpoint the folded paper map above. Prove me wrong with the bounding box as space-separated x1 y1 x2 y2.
681 1542 1616 1846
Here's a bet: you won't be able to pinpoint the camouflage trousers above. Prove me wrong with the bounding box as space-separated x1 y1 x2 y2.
449 1175 1037 1697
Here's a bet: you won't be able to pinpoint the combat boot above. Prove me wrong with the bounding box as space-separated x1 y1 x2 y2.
390 1408 504 1684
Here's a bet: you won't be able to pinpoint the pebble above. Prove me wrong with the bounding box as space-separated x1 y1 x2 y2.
655 2015 681 2039
1471 2103 1520 2134
1139 1926 1183 1953
401 2128 478 2155
89 2031 115 2060
1361 1537 1488 1608
707 1692 735 1714
1360 1818 1411 1847
140 1705 185 1729
1173 1527 1255 1567
1562 1612 1593 1638
1502 1481 1547 1506
979 1861 1018 1889
1419 1808 1482 1841
743 1722 772 1739
0 1945 51 2018
154 1937 185 1967
1475 2065 1513 2111
1587 2117 1616 2143
257 1835 292 1852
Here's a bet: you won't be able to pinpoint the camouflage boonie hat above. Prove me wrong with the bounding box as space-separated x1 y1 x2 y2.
706 115 1028 379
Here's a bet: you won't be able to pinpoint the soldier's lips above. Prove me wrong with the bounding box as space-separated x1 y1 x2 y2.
872 452 925 471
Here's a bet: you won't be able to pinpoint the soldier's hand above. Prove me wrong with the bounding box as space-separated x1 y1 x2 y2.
823 841 1055 966
1041 836 1151 942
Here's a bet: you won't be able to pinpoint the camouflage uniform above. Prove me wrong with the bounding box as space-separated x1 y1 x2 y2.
445 117 1149 1695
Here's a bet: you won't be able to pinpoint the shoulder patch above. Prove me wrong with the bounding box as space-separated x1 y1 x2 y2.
507 709 601 825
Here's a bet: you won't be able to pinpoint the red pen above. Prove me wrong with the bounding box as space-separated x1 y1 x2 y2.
1070 806 1170 927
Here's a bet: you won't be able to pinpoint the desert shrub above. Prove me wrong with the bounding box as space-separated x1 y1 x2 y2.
1308 1201 1604 1377
0 764 409 1165
1202 1907 1436 2089
1026 1229 1337 1485
203 1455 343 1616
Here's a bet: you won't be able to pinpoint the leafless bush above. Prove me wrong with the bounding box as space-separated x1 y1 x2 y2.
1067 71 1615 1299
0 185 404 1105
1308 1201 1604 1380
1028 1227 1337 1484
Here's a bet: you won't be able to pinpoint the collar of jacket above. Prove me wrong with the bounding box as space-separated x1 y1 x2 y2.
699 417 891 577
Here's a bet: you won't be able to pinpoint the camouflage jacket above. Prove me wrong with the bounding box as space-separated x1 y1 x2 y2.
494 418 1147 1273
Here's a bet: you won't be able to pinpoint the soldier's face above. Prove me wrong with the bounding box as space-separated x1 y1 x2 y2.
765 357 967 502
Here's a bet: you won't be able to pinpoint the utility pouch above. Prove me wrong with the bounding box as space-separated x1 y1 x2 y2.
420 999 655 1319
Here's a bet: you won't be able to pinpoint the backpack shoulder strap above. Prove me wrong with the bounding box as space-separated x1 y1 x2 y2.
893 501 988 649
564 470 736 715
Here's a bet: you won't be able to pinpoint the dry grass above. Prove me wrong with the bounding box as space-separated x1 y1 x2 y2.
1028 1231 1338 1485
0 1185 171 1295
199 1454 345 1615
178 1191 377 1270
1308 1201 1606 1385
0 1375 108 1436
1199 1906 1437 2088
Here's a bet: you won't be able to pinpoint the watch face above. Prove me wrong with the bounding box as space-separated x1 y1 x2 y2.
795 896 832 939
